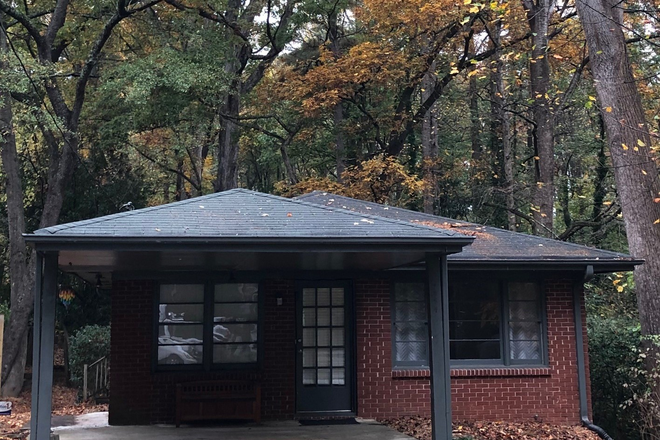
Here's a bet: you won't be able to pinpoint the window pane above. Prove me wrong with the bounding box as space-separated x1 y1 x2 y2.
303 349 316 367
510 340 541 360
395 342 427 362
450 341 501 360
509 301 539 321
395 322 427 342
213 323 257 343
213 343 257 363
318 368 331 385
332 328 344 347
303 369 316 385
332 348 345 367
303 288 315 306
509 282 540 301
317 308 330 326
303 308 316 327
333 368 345 385
160 284 204 303
214 304 257 322
509 322 541 341
159 304 204 323
318 329 330 347
214 284 258 302
450 321 500 340
158 345 202 365
331 288 344 306
395 283 425 301
449 301 500 321
303 328 315 347
159 324 203 343
332 308 344 327
395 302 426 322
317 348 330 367
318 288 330 306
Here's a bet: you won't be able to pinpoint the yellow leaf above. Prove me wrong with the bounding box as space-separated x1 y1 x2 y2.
622 143 628 150
450 67 459 75
637 139 646 147
469 5 479 13
467 70 478 77
642 170 648 175
655 219 660 224
464 0 471 4
617 286 624 293
589 96 597 101
605 107 612 112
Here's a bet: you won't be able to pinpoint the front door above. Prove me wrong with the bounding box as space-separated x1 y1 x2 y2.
296 282 354 415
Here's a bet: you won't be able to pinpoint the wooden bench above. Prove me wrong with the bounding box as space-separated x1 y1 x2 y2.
175 380 261 427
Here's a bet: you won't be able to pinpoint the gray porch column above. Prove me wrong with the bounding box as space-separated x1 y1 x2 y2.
30 252 58 440
426 253 451 440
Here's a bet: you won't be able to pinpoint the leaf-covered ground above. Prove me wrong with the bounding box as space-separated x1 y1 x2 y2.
381 416 602 440
0 383 107 440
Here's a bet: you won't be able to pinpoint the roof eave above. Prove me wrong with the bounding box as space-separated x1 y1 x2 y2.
23 234 474 255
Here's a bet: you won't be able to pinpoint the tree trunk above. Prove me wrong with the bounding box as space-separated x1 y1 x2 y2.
576 0 660 340
523 0 555 237
329 9 346 182
216 88 241 191
421 60 439 214
0 13 34 396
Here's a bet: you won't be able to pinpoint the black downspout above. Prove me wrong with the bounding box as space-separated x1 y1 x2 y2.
573 265 614 440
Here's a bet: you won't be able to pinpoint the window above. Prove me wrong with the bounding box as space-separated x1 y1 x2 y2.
156 282 260 368
391 280 545 369
392 283 429 367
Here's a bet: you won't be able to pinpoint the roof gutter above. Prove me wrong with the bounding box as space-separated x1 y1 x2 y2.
573 265 614 440
23 234 474 254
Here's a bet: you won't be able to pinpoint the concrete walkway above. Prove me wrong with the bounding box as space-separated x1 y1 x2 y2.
52 414 414 440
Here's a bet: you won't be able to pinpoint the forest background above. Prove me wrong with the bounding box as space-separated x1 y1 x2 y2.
1 0 660 438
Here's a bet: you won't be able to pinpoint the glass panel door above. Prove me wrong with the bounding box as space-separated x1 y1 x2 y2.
296 283 353 414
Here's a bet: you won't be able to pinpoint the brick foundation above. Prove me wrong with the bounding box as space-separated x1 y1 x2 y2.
109 276 589 425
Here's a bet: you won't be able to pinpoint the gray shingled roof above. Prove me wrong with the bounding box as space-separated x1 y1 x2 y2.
296 191 640 266
28 189 470 243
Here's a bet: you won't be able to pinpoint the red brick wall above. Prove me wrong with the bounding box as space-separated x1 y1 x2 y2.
109 279 296 425
110 276 589 425
354 278 589 424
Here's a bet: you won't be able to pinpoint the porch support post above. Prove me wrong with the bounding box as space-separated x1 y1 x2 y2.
426 253 451 440
30 252 58 440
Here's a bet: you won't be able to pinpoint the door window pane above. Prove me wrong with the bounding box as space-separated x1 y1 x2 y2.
303 349 316 367
332 368 345 385
317 348 331 367
318 368 331 385
303 369 316 385
317 308 331 326
317 288 330 306
303 308 316 327
331 288 344 306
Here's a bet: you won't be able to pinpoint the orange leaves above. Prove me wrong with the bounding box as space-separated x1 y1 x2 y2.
289 42 410 115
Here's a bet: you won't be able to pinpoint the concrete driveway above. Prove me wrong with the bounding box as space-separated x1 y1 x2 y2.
52 414 414 440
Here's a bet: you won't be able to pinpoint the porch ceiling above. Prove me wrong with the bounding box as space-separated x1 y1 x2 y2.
58 248 431 287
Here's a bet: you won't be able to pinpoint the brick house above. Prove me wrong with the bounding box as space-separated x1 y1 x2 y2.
25 189 640 440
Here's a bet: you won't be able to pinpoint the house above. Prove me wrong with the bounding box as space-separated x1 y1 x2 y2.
25 189 641 440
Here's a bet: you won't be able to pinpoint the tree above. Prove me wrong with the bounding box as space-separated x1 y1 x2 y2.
0 0 162 397
575 0 660 356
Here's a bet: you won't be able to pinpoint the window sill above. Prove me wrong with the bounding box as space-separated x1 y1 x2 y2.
392 367 551 379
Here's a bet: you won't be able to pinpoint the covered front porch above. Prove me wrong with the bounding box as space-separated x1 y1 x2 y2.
25 189 474 440
52 416 413 440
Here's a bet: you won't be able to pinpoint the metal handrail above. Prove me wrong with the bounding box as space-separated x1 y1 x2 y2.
83 356 109 402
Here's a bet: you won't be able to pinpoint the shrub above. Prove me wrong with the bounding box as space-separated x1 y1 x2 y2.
68 325 110 387
588 315 642 439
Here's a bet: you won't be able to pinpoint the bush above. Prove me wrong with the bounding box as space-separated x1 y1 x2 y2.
588 316 642 439
68 325 110 387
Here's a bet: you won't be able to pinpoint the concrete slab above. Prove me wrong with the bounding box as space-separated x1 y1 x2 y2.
53 417 415 440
